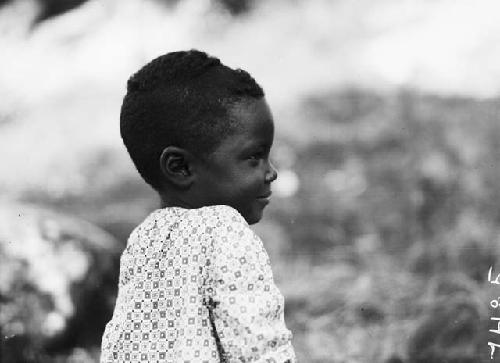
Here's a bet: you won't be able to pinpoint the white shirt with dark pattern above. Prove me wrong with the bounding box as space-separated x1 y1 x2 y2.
100 205 296 363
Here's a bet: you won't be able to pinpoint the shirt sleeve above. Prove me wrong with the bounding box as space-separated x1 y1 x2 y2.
204 205 296 363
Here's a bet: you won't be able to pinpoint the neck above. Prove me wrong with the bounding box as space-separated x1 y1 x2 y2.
159 191 195 209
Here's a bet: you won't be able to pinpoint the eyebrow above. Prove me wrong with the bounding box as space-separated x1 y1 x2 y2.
241 140 271 151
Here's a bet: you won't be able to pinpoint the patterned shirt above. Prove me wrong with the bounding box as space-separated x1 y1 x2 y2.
101 205 296 363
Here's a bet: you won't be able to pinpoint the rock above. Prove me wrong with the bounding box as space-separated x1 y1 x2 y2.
0 202 122 362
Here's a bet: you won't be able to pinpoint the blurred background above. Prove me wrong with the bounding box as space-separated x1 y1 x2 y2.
1 0 500 362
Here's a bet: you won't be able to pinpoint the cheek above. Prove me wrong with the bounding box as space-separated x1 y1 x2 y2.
227 169 257 189
217 166 262 198
242 175 262 193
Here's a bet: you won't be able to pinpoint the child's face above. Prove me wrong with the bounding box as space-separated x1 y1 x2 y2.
193 97 277 224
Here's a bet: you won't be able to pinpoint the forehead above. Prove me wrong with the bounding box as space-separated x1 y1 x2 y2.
207 98 274 158
225 98 274 142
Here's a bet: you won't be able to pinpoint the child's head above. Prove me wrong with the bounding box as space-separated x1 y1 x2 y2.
120 50 277 224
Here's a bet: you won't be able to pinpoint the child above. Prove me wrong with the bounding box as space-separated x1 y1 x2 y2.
101 50 296 362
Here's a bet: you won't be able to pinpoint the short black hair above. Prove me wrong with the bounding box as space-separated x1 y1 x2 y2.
120 49 264 191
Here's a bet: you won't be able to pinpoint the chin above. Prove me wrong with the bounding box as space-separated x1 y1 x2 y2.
247 217 260 225
245 209 264 225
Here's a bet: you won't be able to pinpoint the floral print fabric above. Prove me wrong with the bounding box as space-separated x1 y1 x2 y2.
101 205 295 363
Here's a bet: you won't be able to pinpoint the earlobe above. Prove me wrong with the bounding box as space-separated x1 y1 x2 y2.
159 146 194 188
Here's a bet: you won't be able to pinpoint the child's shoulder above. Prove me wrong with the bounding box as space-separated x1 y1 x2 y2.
180 204 247 228
199 204 245 221
141 204 247 231
177 205 254 244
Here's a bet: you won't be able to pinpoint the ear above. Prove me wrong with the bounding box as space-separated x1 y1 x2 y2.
159 146 194 188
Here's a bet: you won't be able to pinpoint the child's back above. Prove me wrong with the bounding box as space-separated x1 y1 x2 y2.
101 205 294 362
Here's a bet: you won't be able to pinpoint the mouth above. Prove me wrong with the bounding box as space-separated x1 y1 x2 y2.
256 192 272 204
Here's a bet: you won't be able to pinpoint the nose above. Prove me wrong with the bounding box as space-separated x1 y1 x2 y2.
265 160 278 183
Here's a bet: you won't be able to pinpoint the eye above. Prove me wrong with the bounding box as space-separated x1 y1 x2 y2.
248 151 265 161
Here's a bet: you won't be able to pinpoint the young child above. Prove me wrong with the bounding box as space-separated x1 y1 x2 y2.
101 50 296 362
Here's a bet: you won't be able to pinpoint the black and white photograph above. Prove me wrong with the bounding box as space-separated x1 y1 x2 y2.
1 0 499 362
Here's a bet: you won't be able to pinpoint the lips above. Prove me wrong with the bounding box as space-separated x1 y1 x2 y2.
256 192 272 205
258 191 272 199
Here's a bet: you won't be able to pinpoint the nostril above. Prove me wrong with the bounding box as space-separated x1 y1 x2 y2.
267 168 278 183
